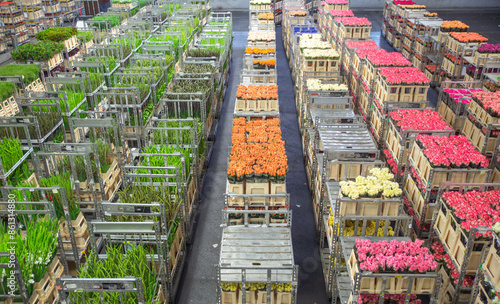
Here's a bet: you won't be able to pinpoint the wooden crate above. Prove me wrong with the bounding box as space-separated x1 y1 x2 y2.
246 182 270 205
169 227 183 276
338 24 371 40
374 77 428 105
0 96 19 117
358 86 371 116
483 245 500 288
338 197 400 216
238 290 257 304
270 182 286 206
462 117 497 155
47 257 64 279
63 36 78 51
469 99 500 126
492 166 500 183
222 290 238 304
227 181 245 206
408 144 488 189
275 291 292 304
472 51 500 67
404 176 434 222
31 272 58 304
59 212 89 250
438 100 466 131
328 163 376 182
256 290 275 304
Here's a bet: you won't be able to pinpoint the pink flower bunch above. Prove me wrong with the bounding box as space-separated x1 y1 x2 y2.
478 43 500 53
324 0 348 3
330 10 354 17
384 149 404 175
389 109 452 131
358 294 420 304
378 67 430 85
416 135 489 168
367 51 412 67
442 190 500 237
334 17 371 26
471 91 500 116
393 0 415 4
345 40 379 51
355 48 385 61
431 241 474 287
410 167 425 192
355 238 437 273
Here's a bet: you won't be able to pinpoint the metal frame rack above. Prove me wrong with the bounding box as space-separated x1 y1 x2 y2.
333 235 441 304
470 229 499 304
216 207 298 304
428 182 500 304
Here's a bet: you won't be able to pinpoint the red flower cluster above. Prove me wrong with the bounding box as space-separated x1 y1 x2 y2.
334 17 371 26
378 67 430 85
471 91 500 116
389 109 451 131
443 87 482 104
443 190 500 237
416 135 489 168
366 50 412 67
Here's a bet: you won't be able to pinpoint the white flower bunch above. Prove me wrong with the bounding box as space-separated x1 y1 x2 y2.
493 222 500 234
339 168 402 199
299 35 331 50
306 79 348 91
303 48 339 59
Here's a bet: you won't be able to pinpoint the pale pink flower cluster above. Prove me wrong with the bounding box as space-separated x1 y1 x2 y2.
324 0 348 3
366 50 412 67
355 238 437 273
329 10 354 17
247 32 275 42
345 40 379 50
471 91 500 116
334 17 371 26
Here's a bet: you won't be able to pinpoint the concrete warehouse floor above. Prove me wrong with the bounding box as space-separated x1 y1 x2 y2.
175 8 500 304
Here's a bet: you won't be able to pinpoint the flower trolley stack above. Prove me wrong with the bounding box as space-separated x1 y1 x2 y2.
428 183 500 304
335 238 441 304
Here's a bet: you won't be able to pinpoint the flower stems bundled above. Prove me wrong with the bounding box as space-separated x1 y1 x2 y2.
77 245 159 304
116 186 181 233
39 171 80 220
187 46 221 58
0 137 31 186
180 63 217 75
152 119 202 146
0 216 59 298
138 145 192 184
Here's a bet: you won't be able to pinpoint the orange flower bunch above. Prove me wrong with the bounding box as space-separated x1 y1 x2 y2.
228 118 288 180
400 4 425 9
237 84 278 100
450 32 488 43
245 47 276 54
258 12 274 20
440 20 469 30
289 10 307 16
252 59 276 66
424 12 437 17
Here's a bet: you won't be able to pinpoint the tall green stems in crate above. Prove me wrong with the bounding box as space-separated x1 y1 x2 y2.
0 137 31 186
39 171 80 220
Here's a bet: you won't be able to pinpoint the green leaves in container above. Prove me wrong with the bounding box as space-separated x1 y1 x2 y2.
35 27 77 42
0 137 31 185
0 81 15 101
78 31 93 43
0 216 59 298
0 64 40 85
77 245 158 304
91 14 121 29
180 63 216 75
39 171 79 220
187 46 220 58
96 139 111 174
11 42 64 62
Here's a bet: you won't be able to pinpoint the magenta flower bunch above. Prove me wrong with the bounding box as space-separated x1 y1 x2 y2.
345 40 379 50
358 294 421 304
477 43 500 53
378 67 430 85
389 109 452 131
471 91 500 116
443 87 482 104
334 17 371 26
416 135 489 168
330 10 354 17
442 190 500 238
366 51 412 67
355 238 437 273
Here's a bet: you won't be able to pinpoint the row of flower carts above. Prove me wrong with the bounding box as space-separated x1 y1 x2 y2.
0 3 233 304
217 3 298 304
302 2 500 304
